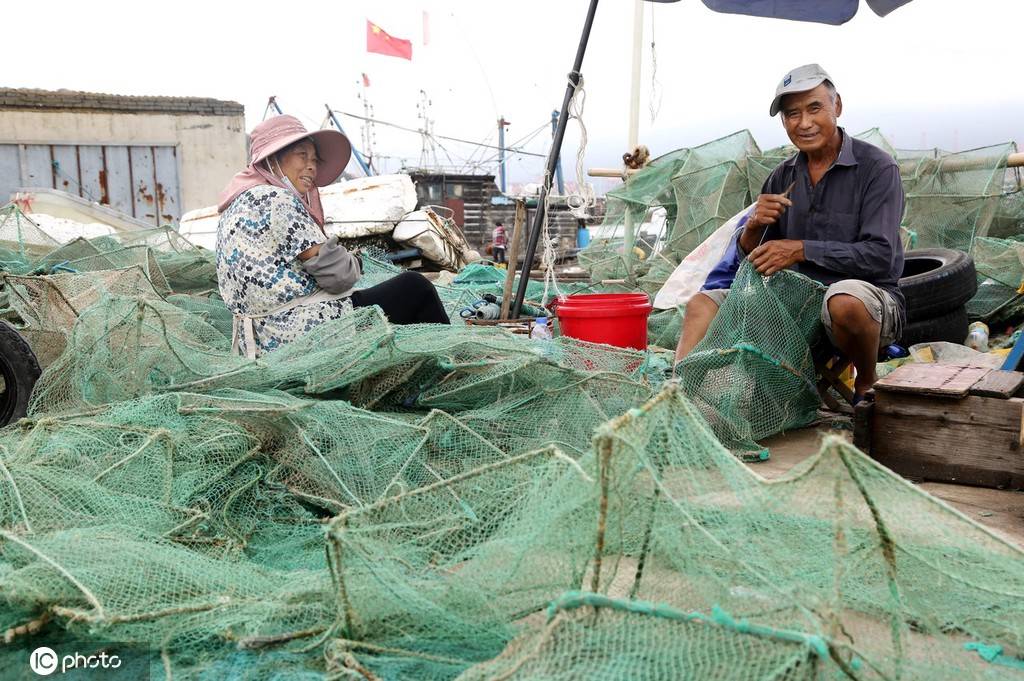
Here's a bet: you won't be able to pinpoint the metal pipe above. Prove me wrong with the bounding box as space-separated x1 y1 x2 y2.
511 0 600 319
498 117 509 193
325 104 374 177
623 0 645 279
590 150 1024 180
591 151 1024 178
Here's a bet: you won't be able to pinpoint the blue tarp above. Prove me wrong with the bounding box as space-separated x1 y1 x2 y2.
701 0 913 26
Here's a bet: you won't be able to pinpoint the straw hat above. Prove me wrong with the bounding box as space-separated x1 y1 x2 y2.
249 114 352 186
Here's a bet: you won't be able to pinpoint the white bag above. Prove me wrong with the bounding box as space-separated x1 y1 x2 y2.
392 207 471 272
653 204 753 310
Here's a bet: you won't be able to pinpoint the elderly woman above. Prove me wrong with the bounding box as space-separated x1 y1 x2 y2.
216 115 449 358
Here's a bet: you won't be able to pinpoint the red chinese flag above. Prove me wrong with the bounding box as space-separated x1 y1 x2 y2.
367 20 413 60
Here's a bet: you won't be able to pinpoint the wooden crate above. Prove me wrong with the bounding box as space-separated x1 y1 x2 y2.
862 364 1024 489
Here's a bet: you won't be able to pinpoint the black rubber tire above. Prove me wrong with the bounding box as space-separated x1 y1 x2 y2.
899 305 969 347
0 322 40 426
899 248 977 323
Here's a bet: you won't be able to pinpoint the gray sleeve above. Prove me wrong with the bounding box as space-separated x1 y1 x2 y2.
301 236 362 294
802 164 904 280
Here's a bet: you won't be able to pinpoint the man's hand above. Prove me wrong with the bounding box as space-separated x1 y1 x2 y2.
748 239 804 276
747 192 793 230
738 192 794 253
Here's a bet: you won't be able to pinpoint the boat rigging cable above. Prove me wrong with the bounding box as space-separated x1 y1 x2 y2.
331 110 547 158
471 122 552 169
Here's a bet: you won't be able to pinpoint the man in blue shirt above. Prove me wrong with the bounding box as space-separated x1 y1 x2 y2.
675 64 905 400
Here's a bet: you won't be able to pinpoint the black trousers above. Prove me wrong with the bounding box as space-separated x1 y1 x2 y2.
351 271 450 324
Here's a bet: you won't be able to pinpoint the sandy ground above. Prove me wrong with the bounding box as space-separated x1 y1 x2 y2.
757 424 1024 547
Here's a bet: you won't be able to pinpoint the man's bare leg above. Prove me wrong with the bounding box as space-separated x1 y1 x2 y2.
826 294 881 397
674 293 720 364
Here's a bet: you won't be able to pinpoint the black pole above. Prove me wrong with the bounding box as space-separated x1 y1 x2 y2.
510 0 600 319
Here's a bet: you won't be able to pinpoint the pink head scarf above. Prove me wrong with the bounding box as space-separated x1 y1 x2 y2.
217 115 351 227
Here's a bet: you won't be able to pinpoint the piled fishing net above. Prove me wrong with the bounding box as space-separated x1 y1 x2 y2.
323 382 1024 679
0 205 60 274
968 236 1024 322
0 257 1022 679
678 262 825 458
901 142 1020 253
667 159 750 258
578 146 693 286
573 127 976 348
0 271 657 678
646 304 684 349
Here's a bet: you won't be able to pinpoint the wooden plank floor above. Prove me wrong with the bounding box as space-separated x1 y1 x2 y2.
756 426 1024 547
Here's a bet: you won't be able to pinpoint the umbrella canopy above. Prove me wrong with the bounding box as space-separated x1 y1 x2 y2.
701 0 914 25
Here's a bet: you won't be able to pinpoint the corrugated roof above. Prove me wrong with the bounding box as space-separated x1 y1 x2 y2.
0 88 244 116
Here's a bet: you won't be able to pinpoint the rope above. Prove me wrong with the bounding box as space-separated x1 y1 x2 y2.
648 7 663 124
539 170 564 307
564 74 596 221
547 592 830 659
539 73 595 305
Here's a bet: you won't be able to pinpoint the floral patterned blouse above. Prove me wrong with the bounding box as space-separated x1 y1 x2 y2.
216 186 351 357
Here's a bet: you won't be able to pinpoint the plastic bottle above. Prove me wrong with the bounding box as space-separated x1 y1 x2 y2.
965 321 990 353
530 317 553 341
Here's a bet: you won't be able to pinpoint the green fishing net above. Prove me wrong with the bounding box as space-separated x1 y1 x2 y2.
901 142 1020 253
968 236 1024 322
677 262 825 458
573 127 1021 348
0 252 658 678
322 382 1024 679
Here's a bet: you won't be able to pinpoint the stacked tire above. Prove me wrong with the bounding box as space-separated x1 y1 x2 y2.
898 248 977 347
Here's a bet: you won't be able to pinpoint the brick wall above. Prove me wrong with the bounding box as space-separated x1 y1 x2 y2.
0 88 243 116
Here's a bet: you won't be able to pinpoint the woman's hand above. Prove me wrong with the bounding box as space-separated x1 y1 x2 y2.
298 243 321 261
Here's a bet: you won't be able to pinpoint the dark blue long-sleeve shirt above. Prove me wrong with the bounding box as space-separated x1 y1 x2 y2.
759 128 906 314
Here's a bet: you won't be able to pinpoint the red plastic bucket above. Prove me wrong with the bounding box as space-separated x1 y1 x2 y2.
556 292 650 304
549 292 649 316
556 293 652 350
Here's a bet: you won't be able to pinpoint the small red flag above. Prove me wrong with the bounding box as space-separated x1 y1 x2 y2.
362 73 370 87
366 20 413 61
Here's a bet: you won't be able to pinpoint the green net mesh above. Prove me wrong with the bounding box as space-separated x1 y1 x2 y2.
968 236 1024 322
570 127 1022 347
901 142 1020 253
678 262 825 458
0 205 61 274
319 383 1024 679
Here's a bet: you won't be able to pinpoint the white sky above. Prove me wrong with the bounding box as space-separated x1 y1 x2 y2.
4 0 1022 193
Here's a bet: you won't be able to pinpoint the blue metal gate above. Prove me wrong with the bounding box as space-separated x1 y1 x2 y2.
0 143 182 226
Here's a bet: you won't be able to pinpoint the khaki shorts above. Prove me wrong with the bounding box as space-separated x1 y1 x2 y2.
698 279 902 346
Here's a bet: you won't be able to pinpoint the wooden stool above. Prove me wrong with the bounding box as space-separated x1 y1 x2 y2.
815 352 855 411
